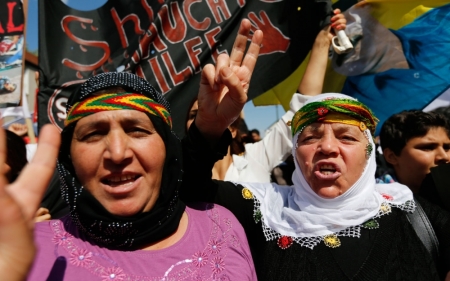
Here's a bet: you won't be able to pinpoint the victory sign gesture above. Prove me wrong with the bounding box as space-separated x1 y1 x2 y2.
195 19 263 140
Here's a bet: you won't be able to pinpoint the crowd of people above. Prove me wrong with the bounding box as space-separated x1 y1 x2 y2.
1 7 449 281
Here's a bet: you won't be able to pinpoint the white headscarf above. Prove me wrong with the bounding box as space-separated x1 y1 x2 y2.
243 93 414 238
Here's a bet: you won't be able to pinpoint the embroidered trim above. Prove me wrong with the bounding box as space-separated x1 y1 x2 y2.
277 236 294 249
242 187 254 200
252 197 416 250
323 234 341 248
253 196 262 224
380 202 392 214
365 143 373 158
362 219 379 229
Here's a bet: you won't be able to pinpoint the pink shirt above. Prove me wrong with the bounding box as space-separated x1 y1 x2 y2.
28 203 256 281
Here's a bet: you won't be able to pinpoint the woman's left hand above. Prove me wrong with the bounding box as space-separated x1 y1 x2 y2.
316 9 347 45
330 9 347 36
195 19 263 141
298 9 347 96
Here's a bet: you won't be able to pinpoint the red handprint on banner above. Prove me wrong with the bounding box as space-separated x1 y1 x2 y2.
248 10 290 55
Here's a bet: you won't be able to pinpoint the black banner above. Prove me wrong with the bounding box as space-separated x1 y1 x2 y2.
0 0 23 36
38 0 331 136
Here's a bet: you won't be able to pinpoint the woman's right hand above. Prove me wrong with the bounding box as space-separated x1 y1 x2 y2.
0 124 60 281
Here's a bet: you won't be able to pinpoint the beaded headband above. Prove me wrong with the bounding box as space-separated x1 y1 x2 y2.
291 98 378 136
65 92 172 128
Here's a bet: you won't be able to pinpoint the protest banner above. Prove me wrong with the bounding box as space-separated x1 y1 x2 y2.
38 0 333 136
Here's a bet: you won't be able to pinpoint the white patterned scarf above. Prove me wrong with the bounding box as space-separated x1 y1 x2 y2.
242 93 414 240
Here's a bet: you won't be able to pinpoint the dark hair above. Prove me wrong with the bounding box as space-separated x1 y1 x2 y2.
250 129 260 135
5 130 27 182
431 105 450 122
238 116 249 136
184 98 247 154
230 116 246 155
380 110 450 155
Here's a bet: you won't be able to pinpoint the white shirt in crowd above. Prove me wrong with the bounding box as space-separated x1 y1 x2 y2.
224 93 310 183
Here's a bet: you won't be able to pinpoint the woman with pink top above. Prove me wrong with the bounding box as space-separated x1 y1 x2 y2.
0 19 261 281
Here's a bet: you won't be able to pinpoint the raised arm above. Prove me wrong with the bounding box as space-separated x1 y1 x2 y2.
298 9 346 96
0 124 60 281
180 18 262 208
195 19 263 141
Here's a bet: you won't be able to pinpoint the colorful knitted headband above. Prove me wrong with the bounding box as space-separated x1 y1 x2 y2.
65 92 172 128
291 98 378 136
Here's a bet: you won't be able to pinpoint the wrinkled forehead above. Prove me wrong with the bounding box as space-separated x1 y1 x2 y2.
293 122 374 165
299 122 367 137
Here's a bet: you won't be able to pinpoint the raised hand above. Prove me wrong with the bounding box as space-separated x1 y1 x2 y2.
330 9 347 39
315 9 347 46
298 9 346 95
0 124 60 281
195 19 263 140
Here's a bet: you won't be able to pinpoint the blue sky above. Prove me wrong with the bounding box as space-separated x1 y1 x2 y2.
27 0 285 136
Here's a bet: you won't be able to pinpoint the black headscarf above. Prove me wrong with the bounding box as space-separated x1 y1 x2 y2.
57 72 185 250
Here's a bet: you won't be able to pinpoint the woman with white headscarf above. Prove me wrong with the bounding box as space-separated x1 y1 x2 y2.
182 93 450 280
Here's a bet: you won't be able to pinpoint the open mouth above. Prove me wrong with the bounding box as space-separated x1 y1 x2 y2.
318 164 337 175
101 174 140 187
314 162 341 180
